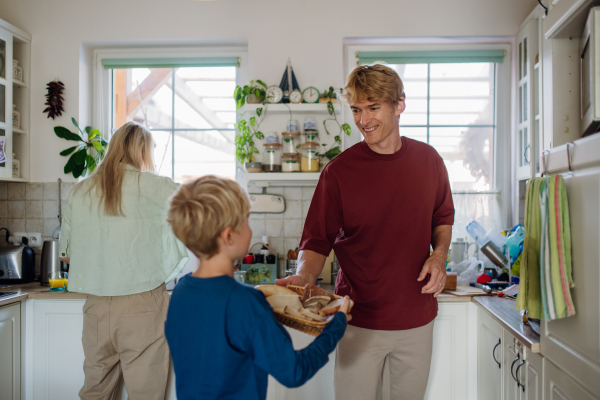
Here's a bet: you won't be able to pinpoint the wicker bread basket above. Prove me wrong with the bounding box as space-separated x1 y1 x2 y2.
273 285 353 337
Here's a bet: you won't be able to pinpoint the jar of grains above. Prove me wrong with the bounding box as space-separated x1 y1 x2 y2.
299 143 320 172
262 143 282 172
282 154 301 172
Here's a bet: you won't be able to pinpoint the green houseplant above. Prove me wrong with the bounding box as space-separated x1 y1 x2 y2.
320 87 351 161
234 80 269 168
55 118 107 178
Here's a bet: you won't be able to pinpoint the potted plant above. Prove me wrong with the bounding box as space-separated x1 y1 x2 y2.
234 80 267 108
319 86 341 103
234 107 267 170
54 118 108 178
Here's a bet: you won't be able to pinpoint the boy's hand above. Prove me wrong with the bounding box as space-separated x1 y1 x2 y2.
338 296 352 322
275 275 310 288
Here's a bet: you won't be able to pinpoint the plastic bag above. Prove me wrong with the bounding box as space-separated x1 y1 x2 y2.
453 257 484 286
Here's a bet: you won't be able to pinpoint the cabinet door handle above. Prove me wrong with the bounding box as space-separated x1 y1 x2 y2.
510 353 520 382
515 361 525 392
492 339 501 369
524 144 531 164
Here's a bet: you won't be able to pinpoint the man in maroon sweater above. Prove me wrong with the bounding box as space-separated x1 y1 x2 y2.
276 64 454 400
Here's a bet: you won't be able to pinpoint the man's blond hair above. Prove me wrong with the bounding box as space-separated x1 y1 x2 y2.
341 63 405 105
167 176 250 260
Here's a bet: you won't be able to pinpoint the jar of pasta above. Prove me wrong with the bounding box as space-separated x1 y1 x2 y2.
281 132 301 154
282 154 301 172
299 143 320 172
262 143 282 172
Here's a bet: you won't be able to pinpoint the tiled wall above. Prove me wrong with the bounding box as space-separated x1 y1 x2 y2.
0 181 75 274
247 186 316 257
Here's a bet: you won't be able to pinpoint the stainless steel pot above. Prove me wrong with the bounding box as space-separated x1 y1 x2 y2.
40 240 62 286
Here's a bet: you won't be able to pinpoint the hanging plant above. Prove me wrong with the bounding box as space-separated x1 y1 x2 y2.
43 80 65 120
320 87 351 161
54 118 107 178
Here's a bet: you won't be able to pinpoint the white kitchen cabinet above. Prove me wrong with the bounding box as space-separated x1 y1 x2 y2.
0 302 21 400
477 307 503 400
516 17 540 181
502 331 522 400
545 359 599 400
521 348 543 400
543 0 597 39
0 18 31 182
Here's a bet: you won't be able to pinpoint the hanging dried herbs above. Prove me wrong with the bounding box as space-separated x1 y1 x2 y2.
43 80 65 119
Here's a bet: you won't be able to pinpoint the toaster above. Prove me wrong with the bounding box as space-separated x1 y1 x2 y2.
0 245 36 284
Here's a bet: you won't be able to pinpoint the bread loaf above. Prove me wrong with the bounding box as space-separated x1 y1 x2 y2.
255 285 298 297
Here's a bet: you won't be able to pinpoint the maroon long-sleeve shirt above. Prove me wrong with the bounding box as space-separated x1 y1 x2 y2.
299 137 455 330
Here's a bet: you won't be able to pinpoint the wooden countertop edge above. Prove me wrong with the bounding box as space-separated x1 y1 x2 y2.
473 297 541 353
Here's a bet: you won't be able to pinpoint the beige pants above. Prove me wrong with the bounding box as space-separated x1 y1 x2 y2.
335 320 435 400
79 284 170 400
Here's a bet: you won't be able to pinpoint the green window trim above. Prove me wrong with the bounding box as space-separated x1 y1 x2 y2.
101 56 240 69
357 50 505 65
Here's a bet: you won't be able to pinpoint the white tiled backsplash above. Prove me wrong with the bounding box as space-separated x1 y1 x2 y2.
2 182 315 275
247 185 316 257
0 181 75 275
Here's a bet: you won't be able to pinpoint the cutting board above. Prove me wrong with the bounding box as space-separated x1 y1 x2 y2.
444 286 491 296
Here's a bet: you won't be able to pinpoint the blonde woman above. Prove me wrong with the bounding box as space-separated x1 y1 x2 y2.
59 122 189 399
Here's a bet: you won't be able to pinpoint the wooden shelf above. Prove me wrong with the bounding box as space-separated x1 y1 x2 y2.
13 79 27 88
13 128 27 135
245 172 320 187
243 103 340 113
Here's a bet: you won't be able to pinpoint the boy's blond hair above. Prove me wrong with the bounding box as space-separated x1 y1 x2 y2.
341 63 405 105
167 176 250 260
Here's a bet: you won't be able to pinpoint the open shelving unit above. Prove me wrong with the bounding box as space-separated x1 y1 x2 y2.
242 103 340 113
0 18 31 181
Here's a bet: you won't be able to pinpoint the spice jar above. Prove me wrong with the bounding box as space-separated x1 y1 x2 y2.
281 131 301 154
282 154 301 172
262 143 282 172
299 143 320 172
304 129 319 143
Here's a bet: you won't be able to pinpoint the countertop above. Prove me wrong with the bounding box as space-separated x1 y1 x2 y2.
1 282 475 304
474 296 541 353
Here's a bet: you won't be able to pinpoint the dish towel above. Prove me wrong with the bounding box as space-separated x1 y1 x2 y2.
516 175 576 320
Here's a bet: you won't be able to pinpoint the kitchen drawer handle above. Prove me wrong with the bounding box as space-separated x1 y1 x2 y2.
510 353 520 382
516 361 525 392
492 339 501 369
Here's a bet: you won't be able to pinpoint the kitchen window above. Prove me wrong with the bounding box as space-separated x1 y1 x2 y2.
350 45 512 238
94 49 246 183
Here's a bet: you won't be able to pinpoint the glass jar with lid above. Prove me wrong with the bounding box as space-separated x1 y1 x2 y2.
304 129 319 144
281 131 301 154
282 154 301 172
262 143 282 172
299 143 320 172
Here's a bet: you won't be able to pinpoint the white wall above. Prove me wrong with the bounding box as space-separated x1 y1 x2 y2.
0 0 537 182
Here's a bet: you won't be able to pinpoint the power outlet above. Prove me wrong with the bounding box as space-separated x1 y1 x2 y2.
27 232 43 248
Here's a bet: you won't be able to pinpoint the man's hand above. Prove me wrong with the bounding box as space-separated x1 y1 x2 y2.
275 275 310 287
417 253 447 297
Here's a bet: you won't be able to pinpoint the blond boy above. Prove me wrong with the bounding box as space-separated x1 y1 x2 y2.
164 175 350 400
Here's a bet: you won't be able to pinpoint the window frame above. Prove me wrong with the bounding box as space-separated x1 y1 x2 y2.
92 46 247 180
345 39 513 226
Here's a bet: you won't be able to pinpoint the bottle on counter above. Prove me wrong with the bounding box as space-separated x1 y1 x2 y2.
243 253 254 264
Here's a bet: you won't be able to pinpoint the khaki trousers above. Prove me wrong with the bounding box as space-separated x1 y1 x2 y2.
334 320 435 400
79 284 170 400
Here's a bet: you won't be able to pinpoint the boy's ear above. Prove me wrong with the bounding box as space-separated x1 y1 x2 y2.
220 226 234 245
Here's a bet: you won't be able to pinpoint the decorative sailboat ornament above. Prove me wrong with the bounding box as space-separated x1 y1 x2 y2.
279 58 300 103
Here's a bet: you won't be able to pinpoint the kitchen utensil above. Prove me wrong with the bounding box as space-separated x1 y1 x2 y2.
481 241 508 268
0 245 36 284
40 240 63 287
443 286 491 296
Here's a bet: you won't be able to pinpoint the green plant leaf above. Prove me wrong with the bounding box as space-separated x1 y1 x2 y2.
73 162 85 178
249 117 256 127
85 126 91 134
234 86 242 100
71 118 85 136
255 80 267 89
54 126 83 142
335 135 342 145
342 123 352 136
88 129 101 140
60 146 78 156
327 101 334 115
86 155 97 172
74 149 87 165
256 107 263 117
91 141 103 151
250 147 258 154
324 146 342 160
255 131 264 140
101 139 108 146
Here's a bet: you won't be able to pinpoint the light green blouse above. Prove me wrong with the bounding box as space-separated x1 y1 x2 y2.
58 165 189 296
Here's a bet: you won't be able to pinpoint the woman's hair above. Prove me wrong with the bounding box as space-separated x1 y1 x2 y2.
167 176 250 260
341 63 405 105
81 121 155 216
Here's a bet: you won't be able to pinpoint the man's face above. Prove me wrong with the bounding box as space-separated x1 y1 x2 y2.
350 99 405 146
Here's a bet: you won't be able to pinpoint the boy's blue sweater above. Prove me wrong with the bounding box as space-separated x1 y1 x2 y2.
165 274 347 400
